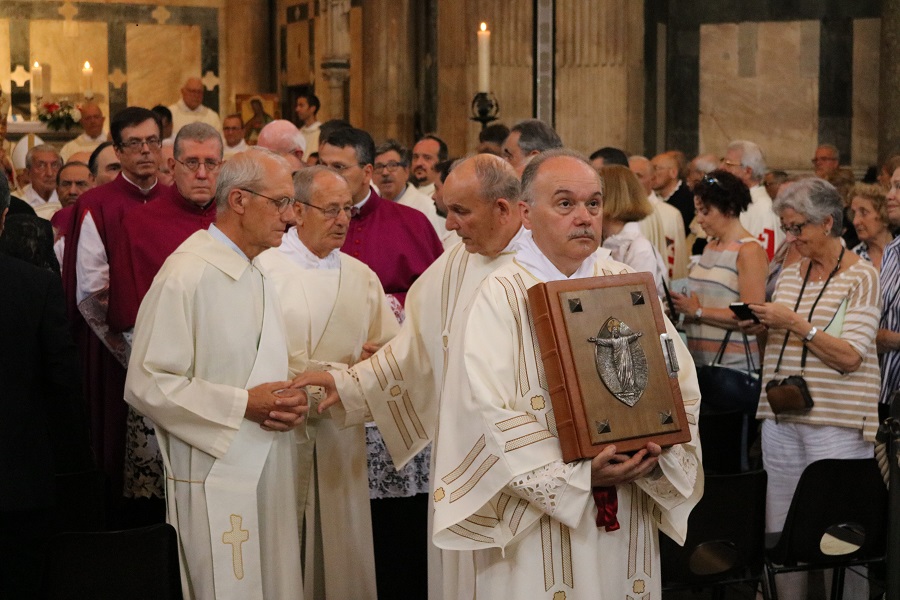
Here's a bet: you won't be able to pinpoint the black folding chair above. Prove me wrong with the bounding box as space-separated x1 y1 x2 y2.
764 458 887 600
42 523 183 600
661 469 767 599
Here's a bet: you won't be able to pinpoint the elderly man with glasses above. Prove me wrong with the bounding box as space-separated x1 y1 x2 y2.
126 149 307 598
257 166 398 599
374 138 456 249
60 107 168 520
811 144 840 179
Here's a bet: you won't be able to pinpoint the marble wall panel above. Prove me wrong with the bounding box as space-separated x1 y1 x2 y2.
555 0 644 154
285 19 312 86
0 20 9 101
126 23 201 109
852 18 879 168
29 20 110 117
698 21 819 171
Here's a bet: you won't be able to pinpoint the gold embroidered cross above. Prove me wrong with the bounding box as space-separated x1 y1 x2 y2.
222 514 250 580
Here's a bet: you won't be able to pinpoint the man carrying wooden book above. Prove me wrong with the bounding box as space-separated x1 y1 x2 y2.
430 149 703 599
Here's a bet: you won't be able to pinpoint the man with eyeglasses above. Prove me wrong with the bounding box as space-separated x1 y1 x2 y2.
812 144 840 179
319 127 443 308
16 144 62 220
60 102 107 162
126 149 307 599
61 107 168 523
257 166 396 599
374 139 456 250
168 77 222 137
720 139 783 260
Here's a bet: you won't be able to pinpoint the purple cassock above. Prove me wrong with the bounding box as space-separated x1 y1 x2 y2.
108 184 216 332
61 174 165 500
342 188 444 307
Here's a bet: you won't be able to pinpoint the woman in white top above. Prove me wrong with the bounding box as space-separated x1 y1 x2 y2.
600 165 668 296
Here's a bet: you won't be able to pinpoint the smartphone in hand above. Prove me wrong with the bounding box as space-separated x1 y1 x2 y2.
729 302 759 323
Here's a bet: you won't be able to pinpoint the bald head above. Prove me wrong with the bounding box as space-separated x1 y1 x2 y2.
628 156 652 196
650 152 680 196
257 120 306 171
181 77 205 110
80 102 105 138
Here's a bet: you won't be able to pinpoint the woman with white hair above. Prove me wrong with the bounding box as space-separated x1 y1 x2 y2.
745 177 881 598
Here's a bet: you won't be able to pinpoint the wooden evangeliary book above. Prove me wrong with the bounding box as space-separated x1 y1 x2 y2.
527 271 691 462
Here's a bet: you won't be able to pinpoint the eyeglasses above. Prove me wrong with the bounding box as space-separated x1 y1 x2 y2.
811 156 838 164
176 158 222 172
373 161 406 173
780 221 810 236
239 188 296 212
298 201 353 219
118 137 162 152
322 162 364 174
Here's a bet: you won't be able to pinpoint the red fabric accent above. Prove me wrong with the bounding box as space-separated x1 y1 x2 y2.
592 486 620 531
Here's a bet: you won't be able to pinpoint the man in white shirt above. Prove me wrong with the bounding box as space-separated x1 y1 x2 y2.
295 92 322 157
720 139 783 260
17 144 62 220
168 77 222 136
60 102 107 162
221 114 248 160
374 139 455 249
411 134 447 197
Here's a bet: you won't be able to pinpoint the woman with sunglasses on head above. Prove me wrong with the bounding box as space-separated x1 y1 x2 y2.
671 169 768 368
743 177 881 598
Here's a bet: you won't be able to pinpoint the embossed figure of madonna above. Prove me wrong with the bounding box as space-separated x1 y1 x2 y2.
587 317 647 406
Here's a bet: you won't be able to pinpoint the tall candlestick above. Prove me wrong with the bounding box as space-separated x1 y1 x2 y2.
477 22 490 93
32 62 43 98
82 61 94 99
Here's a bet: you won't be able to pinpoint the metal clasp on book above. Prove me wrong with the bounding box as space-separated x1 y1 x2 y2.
660 334 679 377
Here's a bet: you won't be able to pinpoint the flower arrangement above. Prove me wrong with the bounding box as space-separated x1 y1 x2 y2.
37 99 82 131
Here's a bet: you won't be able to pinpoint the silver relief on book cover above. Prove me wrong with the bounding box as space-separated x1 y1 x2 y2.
587 317 647 407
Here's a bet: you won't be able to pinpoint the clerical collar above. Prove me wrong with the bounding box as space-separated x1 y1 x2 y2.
301 121 321 134
81 132 106 143
121 172 158 195
208 223 250 262
514 230 609 282
352 187 374 213
501 226 528 254
279 227 341 270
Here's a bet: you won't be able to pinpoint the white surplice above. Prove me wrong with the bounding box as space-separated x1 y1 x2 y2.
640 191 688 280
740 184 783 260
331 229 527 599
396 182 457 250
432 233 703 599
259 230 398 600
125 229 303 600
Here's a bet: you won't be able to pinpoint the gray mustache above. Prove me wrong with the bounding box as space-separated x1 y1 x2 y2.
567 228 596 240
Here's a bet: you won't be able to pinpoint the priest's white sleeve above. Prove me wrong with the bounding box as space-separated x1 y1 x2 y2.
125 261 248 459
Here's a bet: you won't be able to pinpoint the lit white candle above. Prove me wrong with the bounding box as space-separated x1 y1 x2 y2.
32 62 43 98
477 22 490 93
82 61 94 98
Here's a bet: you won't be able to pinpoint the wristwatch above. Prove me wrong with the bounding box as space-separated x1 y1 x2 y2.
694 307 703 320
804 326 818 342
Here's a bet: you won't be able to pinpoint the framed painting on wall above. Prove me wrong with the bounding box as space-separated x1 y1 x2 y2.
236 93 281 144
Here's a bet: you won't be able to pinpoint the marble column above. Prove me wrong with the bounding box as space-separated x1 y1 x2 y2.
879 0 900 160
223 0 272 113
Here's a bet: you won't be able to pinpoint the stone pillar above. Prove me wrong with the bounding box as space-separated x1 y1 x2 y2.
321 0 352 120
223 0 272 113
879 0 900 160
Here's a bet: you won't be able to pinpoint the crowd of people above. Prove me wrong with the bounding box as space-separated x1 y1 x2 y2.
0 75 893 599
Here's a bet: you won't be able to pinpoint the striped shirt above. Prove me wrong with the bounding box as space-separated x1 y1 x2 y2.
758 259 882 440
685 237 760 368
879 235 900 405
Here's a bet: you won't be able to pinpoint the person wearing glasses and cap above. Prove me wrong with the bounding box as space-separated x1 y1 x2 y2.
126 149 307 599
60 107 168 519
257 166 398 599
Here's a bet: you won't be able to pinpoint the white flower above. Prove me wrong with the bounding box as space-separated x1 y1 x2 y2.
71 108 82 122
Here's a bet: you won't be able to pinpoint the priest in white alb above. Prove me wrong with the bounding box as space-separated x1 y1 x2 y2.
125 149 306 600
430 149 703 599
292 153 526 598
258 166 398 600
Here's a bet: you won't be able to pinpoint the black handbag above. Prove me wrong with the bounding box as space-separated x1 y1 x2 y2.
696 329 761 415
